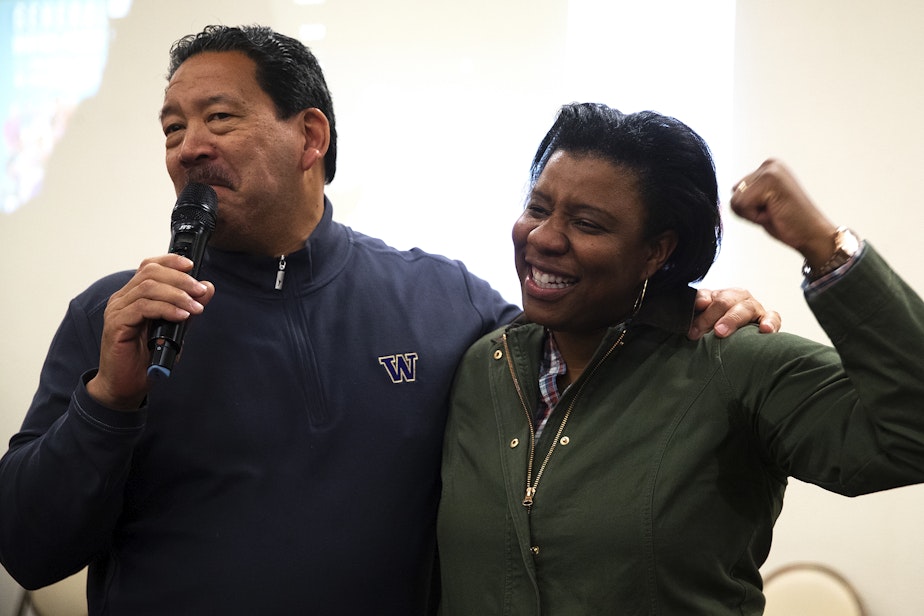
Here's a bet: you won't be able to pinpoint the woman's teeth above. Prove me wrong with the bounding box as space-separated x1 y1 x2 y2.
532 267 575 289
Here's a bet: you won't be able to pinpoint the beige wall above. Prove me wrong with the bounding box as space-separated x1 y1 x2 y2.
728 1 924 613
2 1 924 613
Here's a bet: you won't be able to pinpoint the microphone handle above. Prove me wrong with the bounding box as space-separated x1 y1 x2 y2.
147 223 212 379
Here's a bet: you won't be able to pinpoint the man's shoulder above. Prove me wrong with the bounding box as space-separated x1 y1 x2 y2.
345 227 488 286
347 228 459 267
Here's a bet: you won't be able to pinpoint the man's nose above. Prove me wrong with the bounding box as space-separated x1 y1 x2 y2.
177 123 215 165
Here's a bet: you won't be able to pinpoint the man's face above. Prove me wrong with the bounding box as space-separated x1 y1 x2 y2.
160 51 310 254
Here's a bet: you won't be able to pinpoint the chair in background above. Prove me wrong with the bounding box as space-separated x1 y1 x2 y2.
14 567 88 616
762 561 865 616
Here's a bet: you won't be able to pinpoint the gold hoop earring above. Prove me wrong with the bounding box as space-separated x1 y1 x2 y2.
632 278 648 316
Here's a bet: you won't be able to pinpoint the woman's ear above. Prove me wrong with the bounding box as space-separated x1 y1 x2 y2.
644 230 678 279
300 108 330 171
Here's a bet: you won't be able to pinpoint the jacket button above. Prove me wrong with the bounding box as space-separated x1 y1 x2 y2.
531 546 540 556
493 350 503 360
560 436 570 446
510 438 519 448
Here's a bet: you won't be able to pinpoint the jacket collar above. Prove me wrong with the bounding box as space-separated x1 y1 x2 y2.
633 285 698 335
201 196 350 295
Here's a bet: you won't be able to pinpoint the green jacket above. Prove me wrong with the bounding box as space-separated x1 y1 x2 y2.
437 245 924 615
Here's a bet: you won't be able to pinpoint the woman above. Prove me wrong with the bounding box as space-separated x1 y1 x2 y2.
437 103 924 614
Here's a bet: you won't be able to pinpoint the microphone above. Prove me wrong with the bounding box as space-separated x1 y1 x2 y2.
147 182 219 379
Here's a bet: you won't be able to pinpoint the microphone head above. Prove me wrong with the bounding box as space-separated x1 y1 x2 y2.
172 182 219 230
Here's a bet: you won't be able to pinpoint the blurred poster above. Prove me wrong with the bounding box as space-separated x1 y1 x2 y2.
0 0 131 213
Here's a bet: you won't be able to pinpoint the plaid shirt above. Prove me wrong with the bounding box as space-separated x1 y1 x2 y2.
535 332 568 440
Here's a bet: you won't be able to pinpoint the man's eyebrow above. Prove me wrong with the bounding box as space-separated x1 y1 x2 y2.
159 94 238 122
159 103 175 123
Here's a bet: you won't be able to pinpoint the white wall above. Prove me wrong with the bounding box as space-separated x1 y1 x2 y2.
2 1 924 613
726 2 924 613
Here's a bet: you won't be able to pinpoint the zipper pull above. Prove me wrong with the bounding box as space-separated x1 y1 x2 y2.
275 255 287 290
522 486 535 509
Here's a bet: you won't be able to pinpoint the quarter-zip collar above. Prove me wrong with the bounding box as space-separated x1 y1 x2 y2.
198 196 349 296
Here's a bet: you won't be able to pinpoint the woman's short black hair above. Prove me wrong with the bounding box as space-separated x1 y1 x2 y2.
529 103 722 289
167 24 338 184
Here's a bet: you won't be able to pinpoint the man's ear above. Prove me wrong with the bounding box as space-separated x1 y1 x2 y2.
300 107 330 171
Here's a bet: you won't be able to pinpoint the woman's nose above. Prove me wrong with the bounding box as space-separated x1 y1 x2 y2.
529 218 569 254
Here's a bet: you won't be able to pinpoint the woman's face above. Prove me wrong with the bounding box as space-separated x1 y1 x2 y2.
513 150 675 335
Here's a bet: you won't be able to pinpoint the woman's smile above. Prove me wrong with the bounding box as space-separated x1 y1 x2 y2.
528 265 577 290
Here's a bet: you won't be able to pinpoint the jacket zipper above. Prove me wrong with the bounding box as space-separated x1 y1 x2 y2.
503 327 627 510
275 255 287 290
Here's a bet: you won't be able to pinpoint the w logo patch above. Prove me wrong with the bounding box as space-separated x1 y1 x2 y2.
378 353 419 383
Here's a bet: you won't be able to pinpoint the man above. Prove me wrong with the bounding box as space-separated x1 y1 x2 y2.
0 25 778 614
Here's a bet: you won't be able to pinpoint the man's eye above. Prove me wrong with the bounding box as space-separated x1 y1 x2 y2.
163 124 183 136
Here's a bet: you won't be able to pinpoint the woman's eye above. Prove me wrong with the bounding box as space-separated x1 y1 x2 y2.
575 219 604 232
525 204 549 217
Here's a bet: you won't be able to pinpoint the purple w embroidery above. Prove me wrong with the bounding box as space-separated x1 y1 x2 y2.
377 353 419 383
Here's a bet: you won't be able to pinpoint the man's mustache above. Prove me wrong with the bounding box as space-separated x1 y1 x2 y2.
186 165 235 189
